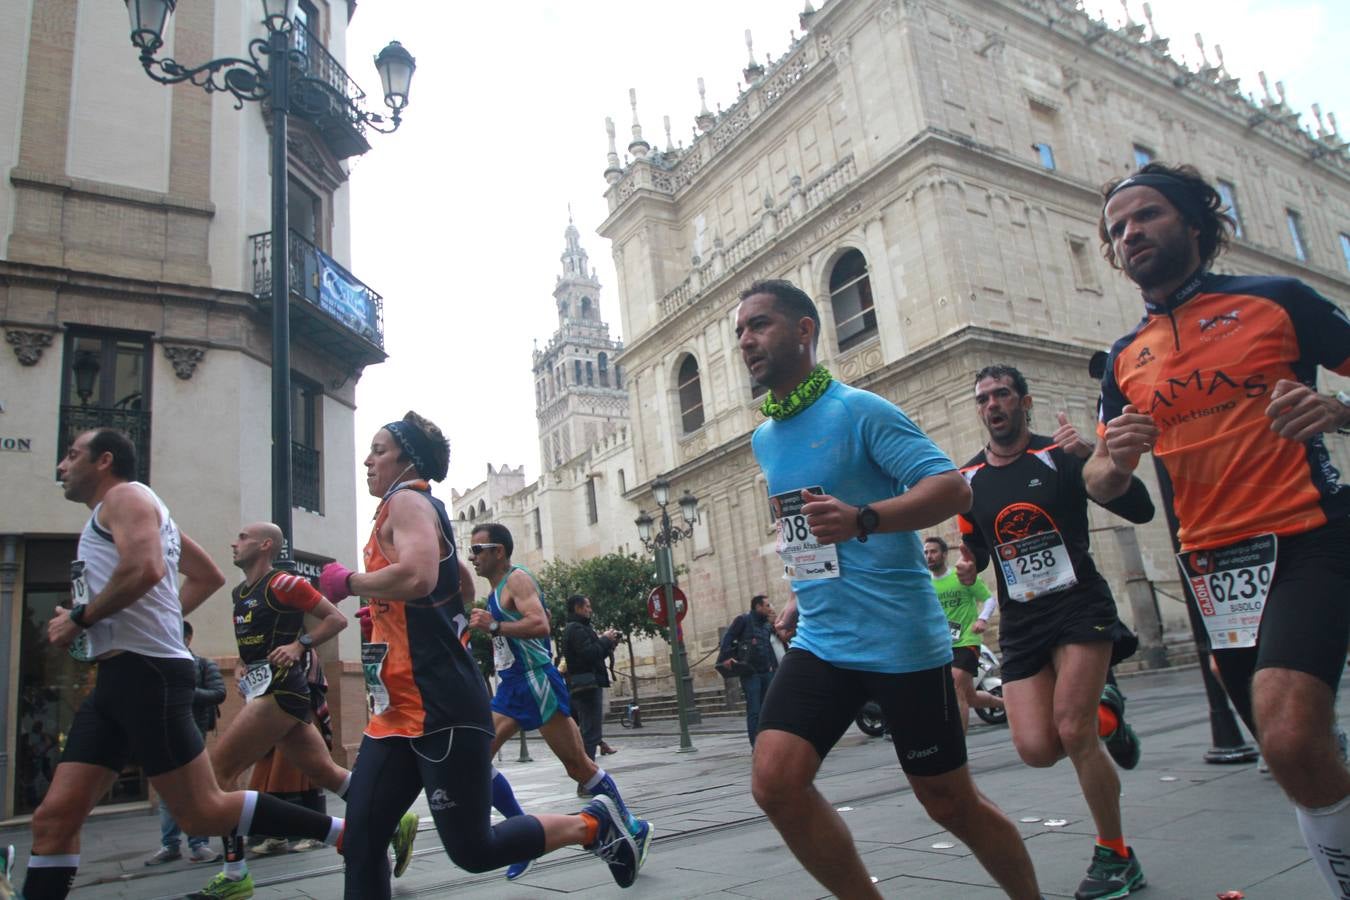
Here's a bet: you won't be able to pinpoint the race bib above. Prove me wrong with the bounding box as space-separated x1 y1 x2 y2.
771 487 840 580
362 642 391 716
995 530 1077 602
493 634 516 671
948 620 963 642
69 560 93 662
1178 534 1276 650
240 662 273 701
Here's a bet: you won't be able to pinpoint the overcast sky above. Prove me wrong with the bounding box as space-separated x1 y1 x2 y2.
341 0 1349 517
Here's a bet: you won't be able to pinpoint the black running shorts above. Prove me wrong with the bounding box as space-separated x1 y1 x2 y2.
261 659 313 723
62 652 205 777
951 645 979 676
998 582 1137 683
757 648 967 776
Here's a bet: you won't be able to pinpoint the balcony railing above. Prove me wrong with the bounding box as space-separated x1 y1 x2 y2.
292 19 364 111
289 19 372 159
58 405 152 484
292 442 322 513
249 230 386 366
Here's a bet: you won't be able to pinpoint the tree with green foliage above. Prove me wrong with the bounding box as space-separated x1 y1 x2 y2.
534 552 661 711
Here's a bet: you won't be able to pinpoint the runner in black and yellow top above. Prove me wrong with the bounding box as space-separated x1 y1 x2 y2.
191 523 420 900
960 366 1155 900
922 536 1002 732
1087 161 1350 900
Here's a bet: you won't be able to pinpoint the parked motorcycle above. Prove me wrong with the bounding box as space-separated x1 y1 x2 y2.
853 645 1006 735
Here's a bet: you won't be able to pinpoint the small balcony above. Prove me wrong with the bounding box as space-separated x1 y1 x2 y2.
289 19 373 160
250 230 387 369
292 441 322 513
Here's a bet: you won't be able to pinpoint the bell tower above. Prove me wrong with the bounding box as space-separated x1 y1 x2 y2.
532 214 627 471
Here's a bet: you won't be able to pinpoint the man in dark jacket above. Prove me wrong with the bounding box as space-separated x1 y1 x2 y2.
561 595 620 761
145 620 225 865
718 595 778 746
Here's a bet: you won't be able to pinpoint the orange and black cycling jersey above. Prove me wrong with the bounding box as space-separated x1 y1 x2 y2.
362 480 491 739
1098 270 1350 552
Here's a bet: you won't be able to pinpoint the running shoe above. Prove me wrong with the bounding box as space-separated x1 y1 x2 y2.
504 858 533 881
632 818 655 871
391 810 419 878
1075 845 1146 900
248 837 289 857
582 795 639 888
185 872 255 899
288 838 324 852
144 844 182 865
1099 684 1142 770
188 845 223 863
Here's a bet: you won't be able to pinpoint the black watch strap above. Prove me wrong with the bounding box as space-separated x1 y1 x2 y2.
69 605 90 629
856 504 880 542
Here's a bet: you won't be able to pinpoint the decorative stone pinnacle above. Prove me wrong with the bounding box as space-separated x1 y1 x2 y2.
5 329 54 366
664 114 674 152
1313 103 1328 137
800 1 817 32
627 88 650 159
1194 33 1211 69
162 344 205 380
604 117 622 184
1329 111 1341 138
1258 71 1275 105
696 77 716 132
1141 2 1160 41
743 29 765 83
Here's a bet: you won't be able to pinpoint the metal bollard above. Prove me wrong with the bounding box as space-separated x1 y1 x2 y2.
517 729 533 763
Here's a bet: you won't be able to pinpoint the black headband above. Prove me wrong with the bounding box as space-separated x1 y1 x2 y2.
384 420 446 482
1105 173 1206 225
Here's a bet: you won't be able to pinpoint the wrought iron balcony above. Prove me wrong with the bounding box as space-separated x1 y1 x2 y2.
292 441 322 513
289 18 373 159
250 230 387 368
59 405 152 484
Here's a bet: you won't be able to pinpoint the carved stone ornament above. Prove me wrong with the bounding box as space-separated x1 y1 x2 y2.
163 345 206 380
6 330 54 366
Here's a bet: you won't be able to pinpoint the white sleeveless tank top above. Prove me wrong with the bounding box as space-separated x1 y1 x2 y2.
73 482 191 660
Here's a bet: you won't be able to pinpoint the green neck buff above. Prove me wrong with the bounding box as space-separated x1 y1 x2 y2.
761 365 834 421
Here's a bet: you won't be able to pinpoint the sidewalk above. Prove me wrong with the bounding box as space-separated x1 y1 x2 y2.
2 665 1336 898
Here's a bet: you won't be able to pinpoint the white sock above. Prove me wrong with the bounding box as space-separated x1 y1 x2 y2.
326 816 344 846
1295 794 1350 898
222 858 247 879
584 769 606 792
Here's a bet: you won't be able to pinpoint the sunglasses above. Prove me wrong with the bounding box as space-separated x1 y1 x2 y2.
469 543 502 556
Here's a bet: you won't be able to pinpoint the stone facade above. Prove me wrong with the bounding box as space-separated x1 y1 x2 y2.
0 0 388 814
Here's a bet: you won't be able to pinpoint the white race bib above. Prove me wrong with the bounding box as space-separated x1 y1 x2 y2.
240 662 274 701
1178 534 1276 650
493 634 516 671
771 486 840 581
69 560 93 662
362 642 391 715
995 530 1078 602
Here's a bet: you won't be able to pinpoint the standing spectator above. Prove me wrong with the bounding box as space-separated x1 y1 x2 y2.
561 595 620 762
145 620 224 865
717 595 779 746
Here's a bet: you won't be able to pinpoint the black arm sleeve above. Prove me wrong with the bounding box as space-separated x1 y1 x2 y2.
1097 474 1155 524
959 513 991 573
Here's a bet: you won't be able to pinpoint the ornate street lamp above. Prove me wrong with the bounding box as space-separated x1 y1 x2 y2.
634 477 701 752
123 1 413 563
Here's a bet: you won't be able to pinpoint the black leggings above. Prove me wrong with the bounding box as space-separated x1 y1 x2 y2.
343 728 546 899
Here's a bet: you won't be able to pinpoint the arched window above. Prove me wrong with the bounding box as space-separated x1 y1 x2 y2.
677 355 705 433
581 297 592 318
829 249 877 351
574 360 582 384
598 353 610 386
585 361 594 386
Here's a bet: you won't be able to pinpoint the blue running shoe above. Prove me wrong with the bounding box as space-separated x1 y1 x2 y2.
632 819 654 871
582 796 639 888
504 858 533 881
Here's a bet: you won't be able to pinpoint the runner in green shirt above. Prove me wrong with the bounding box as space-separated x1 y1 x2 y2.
924 536 1004 731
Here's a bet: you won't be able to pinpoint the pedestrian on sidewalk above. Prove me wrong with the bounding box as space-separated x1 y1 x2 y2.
145 620 225 866
717 595 778 746
561 595 620 761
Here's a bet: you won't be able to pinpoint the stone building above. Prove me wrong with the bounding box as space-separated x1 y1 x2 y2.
591 0 1350 689
0 0 390 816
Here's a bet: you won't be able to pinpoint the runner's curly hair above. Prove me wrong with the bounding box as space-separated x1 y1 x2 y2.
1098 161 1235 270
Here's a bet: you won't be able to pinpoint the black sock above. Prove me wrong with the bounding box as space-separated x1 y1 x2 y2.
224 833 246 863
250 790 336 842
23 855 79 900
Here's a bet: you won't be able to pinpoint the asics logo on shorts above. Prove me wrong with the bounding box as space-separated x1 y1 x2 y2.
905 744 939 761
428 788 456 811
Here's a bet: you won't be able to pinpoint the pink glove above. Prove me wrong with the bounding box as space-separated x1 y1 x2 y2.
319 562 353 601
355 605 373 642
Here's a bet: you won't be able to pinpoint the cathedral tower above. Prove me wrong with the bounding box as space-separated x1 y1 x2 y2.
532 216 628 471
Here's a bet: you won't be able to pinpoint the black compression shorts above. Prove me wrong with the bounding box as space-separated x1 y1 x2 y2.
757 648 967 777
951 645 979 676
998 583 1137 682
260 659 312 723
1210 517 1350 730
62 652 205 777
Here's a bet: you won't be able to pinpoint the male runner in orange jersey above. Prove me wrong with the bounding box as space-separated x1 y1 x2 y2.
1087 161 1350 898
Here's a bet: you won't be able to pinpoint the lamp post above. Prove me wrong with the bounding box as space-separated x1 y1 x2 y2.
635 477 701 753
123 0 413 562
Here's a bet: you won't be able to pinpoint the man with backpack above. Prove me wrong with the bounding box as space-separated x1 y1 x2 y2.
717 595 778 746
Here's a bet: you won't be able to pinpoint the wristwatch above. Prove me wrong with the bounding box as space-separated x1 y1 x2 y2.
1335 391 1350 435
68 605 90 629
298 633 314 648
489 619 501 636
856 504 880 543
